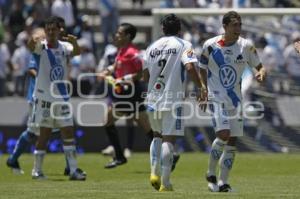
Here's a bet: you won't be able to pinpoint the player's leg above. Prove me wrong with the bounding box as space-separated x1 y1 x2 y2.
159 108 184 192
104 106 127 169
32 127 52 179
206 130 230 191
160 135 176 192
7 130 37 174
218 112 243 192
218 136 236 192
7 103 38 174
140 110 162 190
206 103 230 192
136 110 180 173
60 126 86 180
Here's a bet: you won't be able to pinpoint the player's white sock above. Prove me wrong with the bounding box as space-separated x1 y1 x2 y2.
63 145 77 174
33 150 46 172
150 137 162 176
219 145 236 185
207 138 226 176
161 142 174 187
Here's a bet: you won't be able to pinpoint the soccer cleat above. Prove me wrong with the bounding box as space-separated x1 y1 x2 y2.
69 169 87 181
6 159 24 175
171 153 180 172
206 175 219 192
32 170 47 180
101 145 115 157
219 184 232 192
104 158 127 169
159 184 173 192
150 174 161 191
64 167 87 177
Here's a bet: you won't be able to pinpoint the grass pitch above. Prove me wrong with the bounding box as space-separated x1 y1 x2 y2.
1 153 300 199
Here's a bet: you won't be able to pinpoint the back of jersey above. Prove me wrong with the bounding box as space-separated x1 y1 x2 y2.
144 36 198 111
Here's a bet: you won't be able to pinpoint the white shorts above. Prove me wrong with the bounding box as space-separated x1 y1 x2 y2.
209 102 243 137
31 99 73 129
147 107 184 136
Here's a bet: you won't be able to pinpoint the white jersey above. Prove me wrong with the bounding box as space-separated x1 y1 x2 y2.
33 40 73 102
143 36 198 111
200 35 261 109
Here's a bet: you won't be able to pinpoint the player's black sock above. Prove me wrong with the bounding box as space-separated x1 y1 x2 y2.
105 125 125 160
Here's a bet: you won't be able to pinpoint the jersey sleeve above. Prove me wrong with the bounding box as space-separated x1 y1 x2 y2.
28 54 38 70
246 40 261 68
181 42 198 65
62 41 74 56
142 47 150 70
199 41 209 69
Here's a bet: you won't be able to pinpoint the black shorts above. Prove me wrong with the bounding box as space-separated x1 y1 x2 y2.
108 81 146 114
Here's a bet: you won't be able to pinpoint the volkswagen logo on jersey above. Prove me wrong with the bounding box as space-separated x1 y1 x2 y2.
50 65 64 81
219 64 237 89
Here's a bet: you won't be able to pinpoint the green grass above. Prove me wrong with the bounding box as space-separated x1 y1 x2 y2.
1 153 300 199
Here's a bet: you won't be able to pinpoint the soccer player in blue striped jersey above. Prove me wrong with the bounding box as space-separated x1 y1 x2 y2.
6 18 75 175
199 11 266 192
27 16 86 180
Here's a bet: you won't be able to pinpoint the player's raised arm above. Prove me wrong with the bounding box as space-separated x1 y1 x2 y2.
27 28 46 53
62 34 81 56
27 38 37 52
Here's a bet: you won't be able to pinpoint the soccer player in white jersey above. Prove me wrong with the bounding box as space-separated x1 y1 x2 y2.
27 16 86 180
143 14 207 192
199 11 266 192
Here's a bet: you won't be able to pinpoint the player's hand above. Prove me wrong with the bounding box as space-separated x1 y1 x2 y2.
62 34 77 44
294 41 300 54
255 67 267 83
198 87 208 112
27 38 38 52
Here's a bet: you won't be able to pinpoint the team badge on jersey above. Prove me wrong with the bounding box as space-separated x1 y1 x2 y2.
153 76 165 91
185 49 194 58
50 65 64 81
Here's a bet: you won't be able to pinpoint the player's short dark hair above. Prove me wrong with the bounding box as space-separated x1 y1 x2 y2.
161 14 181 36
120 23 137 41
222 11 241 25
44 16 60 28
55 16 65 28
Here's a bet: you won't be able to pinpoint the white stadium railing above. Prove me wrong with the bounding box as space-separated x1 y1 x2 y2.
151 8 300 40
